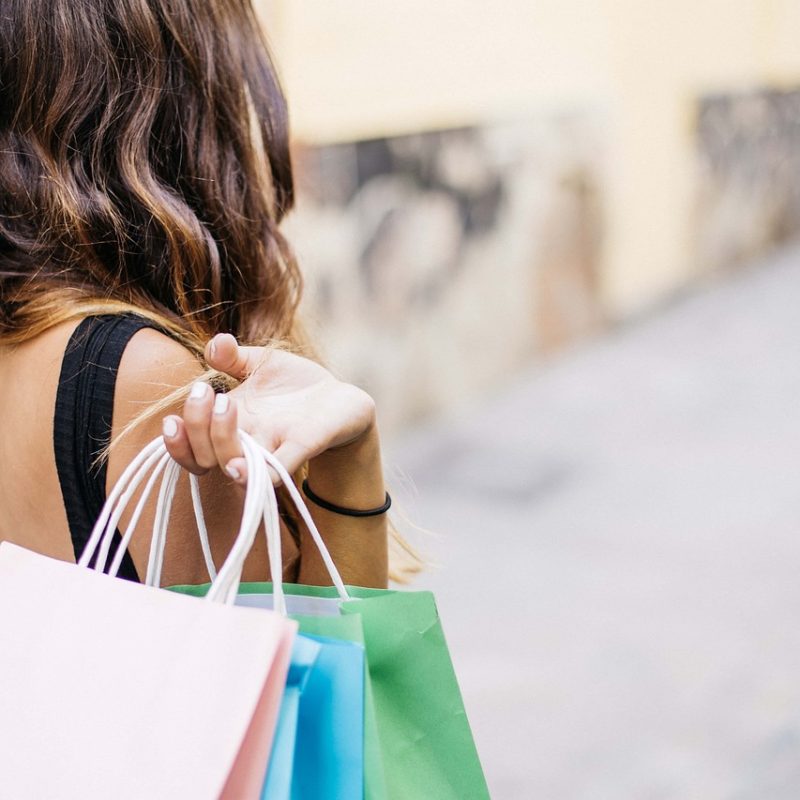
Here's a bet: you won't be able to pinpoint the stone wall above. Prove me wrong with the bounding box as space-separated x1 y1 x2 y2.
694 88 800 274
281 87 800 432
286 115 605 432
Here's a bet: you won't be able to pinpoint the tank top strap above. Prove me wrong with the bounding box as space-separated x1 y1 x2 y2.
54 313 167 581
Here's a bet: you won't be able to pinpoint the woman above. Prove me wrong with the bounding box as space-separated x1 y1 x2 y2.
0 0 408 588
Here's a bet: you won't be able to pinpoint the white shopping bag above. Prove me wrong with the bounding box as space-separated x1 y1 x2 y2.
0 433 296 800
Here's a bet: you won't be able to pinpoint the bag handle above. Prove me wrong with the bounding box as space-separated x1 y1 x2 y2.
108 451 170 578
204 433 271 603
80 430 349 605
251 434 350 601
214 433 287 613
188 431 350 604
85 448 217 585
78 435 265 605
78 438 164 571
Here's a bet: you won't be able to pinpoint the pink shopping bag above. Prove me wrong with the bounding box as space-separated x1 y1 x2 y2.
0 542 294 800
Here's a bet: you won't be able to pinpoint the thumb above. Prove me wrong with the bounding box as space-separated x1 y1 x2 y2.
205 334 266 380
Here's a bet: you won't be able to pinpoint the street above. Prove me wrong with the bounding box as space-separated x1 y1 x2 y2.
388 244 800 798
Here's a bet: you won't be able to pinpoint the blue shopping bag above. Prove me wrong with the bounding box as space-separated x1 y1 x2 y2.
261 636 321 800
260 630 365 800
294 634 365 800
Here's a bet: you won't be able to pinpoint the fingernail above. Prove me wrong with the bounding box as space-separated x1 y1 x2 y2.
162 417 178 438
226 464 241 481
209 337 217 358
213 393 229 415
189 381 208 400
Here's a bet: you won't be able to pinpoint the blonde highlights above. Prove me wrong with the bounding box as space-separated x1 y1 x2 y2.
0 0 299 343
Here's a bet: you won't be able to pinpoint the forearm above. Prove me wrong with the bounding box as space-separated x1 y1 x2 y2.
298 422 389 588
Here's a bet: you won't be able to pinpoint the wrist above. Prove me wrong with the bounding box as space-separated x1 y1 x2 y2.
302 478 391 517
307 422 386 510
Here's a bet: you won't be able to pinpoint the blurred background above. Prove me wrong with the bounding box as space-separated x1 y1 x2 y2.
258 2 800 797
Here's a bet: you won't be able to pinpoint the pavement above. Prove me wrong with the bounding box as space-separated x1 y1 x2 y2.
386 243 800 799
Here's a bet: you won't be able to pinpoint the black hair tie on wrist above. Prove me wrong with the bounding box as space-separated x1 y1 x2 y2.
301 479 392 517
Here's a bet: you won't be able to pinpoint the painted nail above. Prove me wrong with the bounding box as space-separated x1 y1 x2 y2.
226 464 241 481
189 381 208 400
162 417 178 438
213 393 229 415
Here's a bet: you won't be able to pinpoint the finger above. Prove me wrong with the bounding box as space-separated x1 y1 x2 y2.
182 381 217 469
224 456 248 486
209 393 243 473
225 440 305 487
269 440 309 486
205 333 268 381
161 415 207 475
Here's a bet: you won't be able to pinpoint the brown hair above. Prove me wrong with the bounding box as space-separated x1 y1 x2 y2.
0 0 420 580
0 0 298 346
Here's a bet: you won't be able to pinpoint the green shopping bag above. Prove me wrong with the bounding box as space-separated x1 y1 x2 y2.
174 582 490 800
344 589 488 799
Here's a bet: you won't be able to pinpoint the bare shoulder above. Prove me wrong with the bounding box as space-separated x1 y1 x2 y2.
109 325 204 495
106 328 206 580
115 327 203 408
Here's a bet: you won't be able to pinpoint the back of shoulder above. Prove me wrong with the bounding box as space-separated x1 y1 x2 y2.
111 324 205 475
116 326 203 411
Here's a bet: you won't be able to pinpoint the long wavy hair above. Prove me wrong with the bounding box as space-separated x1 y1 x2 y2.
0 0 299 346
0 0 420 580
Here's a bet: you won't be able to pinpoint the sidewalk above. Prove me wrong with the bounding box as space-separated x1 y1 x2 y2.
387 243 800 799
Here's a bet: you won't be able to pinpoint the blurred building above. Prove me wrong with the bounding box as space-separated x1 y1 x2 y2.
257 0 800 431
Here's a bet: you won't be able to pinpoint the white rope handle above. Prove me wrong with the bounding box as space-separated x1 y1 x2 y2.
96 433 266 605
260 447 286 614
212 434 286 609
86 445 215 584
188 431 349 602
144 457 182 587
205 434 269 603
249 434 349 601
214 434 287 613
85 438 264 602
80 429 350 606
136 446 262 594
108 451 170 578
75 434 232 599
94 448 170 576
79 438 165 570
190 473 217 581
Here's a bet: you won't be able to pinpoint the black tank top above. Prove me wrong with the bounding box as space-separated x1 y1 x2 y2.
53 314 165 582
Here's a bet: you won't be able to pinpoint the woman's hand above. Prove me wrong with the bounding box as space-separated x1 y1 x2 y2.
161 332 390 588
161 333 377 485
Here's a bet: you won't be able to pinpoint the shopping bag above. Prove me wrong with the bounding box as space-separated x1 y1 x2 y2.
0 548 294 800
261 636 321 800
259 633 367 800
170 432 489 800
236 598 387 800
339 588 488 800
292 633 365 799
291 614 387 800
155 433 366 800
231 584 489 800
0 432 297 800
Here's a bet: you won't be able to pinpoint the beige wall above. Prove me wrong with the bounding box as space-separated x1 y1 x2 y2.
259 0 800 317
